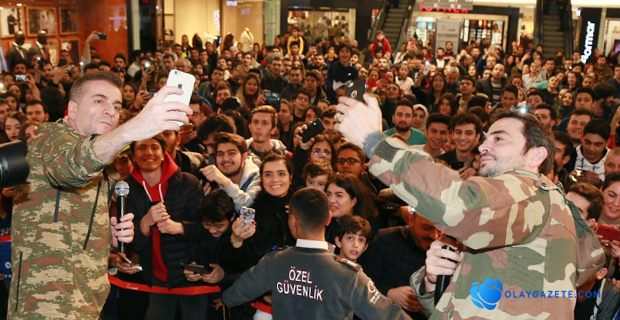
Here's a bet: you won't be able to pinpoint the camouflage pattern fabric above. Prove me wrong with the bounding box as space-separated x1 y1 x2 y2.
368 136 605 319
8 121 112 320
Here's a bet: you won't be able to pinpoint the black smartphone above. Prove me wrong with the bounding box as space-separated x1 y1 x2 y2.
97 32 108 40
264 92 281 110
181 263 214 275
301 119 325 143
344 79 366 102
452 161 465 170
15 74 29 82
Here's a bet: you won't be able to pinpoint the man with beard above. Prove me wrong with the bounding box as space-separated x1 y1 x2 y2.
201 132 261 211
422 114 450 159
383 100 426 145
321 108 344 145
335 94 604 319
359 212 439 320
438 113 482 179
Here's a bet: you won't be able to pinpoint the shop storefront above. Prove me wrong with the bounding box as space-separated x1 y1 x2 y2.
407 5 519 52
287 8 356 45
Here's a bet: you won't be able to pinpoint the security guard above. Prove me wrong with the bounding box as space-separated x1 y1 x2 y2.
223 188 411 320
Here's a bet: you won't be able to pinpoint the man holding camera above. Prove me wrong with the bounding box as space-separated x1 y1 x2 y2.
8 71 192 319
335 94 604 319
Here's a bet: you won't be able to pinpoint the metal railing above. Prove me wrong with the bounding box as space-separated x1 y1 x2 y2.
394 0 416 54
368 0 389 49
534 0 544 45
563 0 574 56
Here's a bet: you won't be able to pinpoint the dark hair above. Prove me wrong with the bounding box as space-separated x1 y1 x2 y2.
438 93 458 116
337 141 367 163
214 132 248 154
328 173 377 222
535 104 557 120
501 84 519 98
336 215 372 242
196 114 235 142
602 172 620 192
552 130 574 161
449 112 483 135
574 87 595 100
494 112 555 174
200 189 235 223
302 162 333 180
568 182 603 221
426 113 451 129
18 120 38 142
396 99 413 109
69 71 122 102
583 118 611 141
289 188 330 233
569 108 594 120
526 88 544 99
24 100 47 114
260 153 293 181
130 133 167 153
460 74 476 86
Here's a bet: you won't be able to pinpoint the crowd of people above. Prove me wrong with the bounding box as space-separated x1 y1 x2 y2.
0 22 619 319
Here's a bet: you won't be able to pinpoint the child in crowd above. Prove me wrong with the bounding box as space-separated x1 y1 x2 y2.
334 215 372 262
302 162 332 191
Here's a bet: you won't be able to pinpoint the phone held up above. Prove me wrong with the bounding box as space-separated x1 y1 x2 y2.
164 69 195 126
301 118 325 143
239 206 256 228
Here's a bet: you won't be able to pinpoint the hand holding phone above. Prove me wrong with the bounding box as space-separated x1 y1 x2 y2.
181 262 214 275
597 225 620 242
164 70 196 126
239 206 256 228
301 119 325 143
344 79 366 102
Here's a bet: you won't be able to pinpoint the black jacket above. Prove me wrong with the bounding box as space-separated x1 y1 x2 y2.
219 190 294 273
128 171 208 288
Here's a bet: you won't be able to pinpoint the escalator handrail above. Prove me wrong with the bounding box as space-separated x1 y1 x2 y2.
368 0 390 49
394 0 416 54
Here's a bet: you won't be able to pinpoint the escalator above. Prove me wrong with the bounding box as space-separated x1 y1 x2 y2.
536 0 574 58
368 0 416 58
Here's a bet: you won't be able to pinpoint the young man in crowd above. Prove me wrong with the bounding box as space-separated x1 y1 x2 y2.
574 119 611 181
438 113 482 179
201 132 261 211
422 113 450 160
246 105 288 164
383 100 426 146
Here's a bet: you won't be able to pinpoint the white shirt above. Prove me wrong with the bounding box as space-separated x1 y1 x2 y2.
296 239 329 250
575 146 609 181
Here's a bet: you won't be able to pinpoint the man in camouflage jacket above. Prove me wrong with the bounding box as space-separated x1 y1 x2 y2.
336 95 605 319
8 71 192 319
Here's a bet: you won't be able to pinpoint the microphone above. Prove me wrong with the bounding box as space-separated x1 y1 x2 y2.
434 236 457 305
114 181 130 253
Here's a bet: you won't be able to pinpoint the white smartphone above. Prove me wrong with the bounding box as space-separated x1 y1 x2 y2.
164 70 195 125
165 69 195 105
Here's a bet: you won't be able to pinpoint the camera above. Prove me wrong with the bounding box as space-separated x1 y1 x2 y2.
264 92 280 110
142 59 152 70
0 141 30 188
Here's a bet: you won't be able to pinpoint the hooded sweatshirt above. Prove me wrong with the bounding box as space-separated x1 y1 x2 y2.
130 152 179 282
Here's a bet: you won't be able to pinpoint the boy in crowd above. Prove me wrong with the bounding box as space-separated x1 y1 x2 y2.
303 162 332 192
334 215 372 262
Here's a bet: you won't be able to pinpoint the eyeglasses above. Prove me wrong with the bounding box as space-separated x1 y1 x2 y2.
336 158 361 165
312 148 331 158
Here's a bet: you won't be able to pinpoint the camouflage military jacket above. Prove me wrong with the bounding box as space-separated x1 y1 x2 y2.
367 136 605 319
9 120 112 320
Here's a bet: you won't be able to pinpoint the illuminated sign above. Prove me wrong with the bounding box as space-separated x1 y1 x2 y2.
421 0 473 11
578 8 601 64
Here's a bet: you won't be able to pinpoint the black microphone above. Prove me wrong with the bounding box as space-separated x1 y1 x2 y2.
434 237 457 305
114 181 130 253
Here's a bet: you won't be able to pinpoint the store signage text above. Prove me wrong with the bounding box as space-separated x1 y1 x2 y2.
419 4 469 13
581 21 596 64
